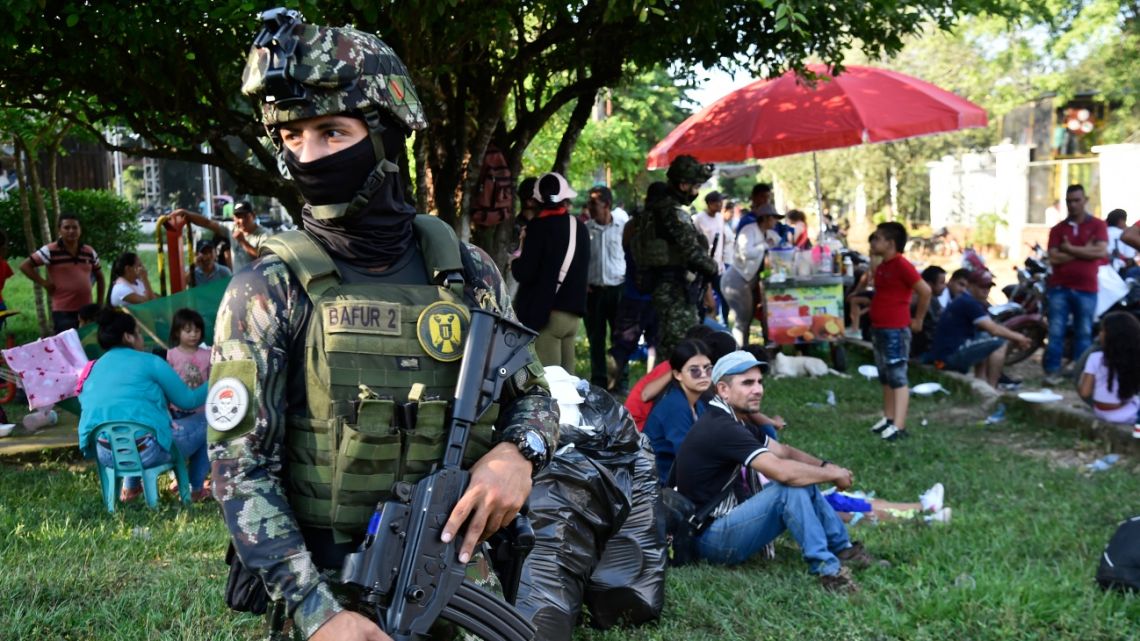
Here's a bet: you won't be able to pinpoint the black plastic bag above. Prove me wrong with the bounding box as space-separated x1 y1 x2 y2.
1097 515 1140 592
513 447 631 641
585 436 667 627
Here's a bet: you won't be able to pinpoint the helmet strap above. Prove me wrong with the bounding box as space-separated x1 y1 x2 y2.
343 108 398 218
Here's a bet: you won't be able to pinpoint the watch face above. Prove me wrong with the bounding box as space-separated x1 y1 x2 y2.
524 430 546 456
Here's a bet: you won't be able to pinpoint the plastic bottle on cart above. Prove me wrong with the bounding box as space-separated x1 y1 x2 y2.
843 255 853 277
819 244 833 274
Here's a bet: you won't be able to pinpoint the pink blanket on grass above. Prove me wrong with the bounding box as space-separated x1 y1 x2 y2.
1 329 89 410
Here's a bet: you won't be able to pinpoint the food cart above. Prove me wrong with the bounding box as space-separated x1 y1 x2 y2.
763 273 849 370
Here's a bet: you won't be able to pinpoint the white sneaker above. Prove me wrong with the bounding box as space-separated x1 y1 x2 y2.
879 425 908 441
869 416 892 433
924 507 952 524
919 483 944 513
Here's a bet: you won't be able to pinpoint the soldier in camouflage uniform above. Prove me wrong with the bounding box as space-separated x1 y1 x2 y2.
630 156 719 361
208 10 559 641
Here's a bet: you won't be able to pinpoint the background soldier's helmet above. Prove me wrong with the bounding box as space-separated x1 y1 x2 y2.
666 155 714 185
241 15 427 133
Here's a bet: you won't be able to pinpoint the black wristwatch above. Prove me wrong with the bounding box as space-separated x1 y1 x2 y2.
504 428 550 476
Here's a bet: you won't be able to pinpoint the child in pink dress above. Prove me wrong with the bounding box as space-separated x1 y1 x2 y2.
167 309 211 391
165 308 212 501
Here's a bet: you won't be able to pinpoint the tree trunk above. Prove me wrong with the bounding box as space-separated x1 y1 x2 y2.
13 140 51 337
26 158 52 255
412 133 430 214
47 124 71 229
552 90 598 175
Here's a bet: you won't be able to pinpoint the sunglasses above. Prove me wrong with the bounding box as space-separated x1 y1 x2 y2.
686 364 713 378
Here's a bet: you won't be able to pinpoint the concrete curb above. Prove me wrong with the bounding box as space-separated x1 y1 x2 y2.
843 338 1138 455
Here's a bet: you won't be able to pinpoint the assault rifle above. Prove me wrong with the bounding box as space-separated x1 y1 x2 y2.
341 308 538 641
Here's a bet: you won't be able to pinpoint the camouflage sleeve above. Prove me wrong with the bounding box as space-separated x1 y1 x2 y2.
460 243 560 450
206 256 342 639
659 204 719 278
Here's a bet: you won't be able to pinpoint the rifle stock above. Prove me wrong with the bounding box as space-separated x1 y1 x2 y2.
342 308 538 641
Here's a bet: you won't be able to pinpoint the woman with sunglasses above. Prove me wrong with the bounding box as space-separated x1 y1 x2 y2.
644 338 713 483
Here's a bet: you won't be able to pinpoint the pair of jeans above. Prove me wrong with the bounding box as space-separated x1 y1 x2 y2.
585 284 623 387
95 412 209 491
871 327 911 389
696 481 851 575
1043 286 1097 373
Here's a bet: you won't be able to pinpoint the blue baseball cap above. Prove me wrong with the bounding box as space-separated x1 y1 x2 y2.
711 350 769 385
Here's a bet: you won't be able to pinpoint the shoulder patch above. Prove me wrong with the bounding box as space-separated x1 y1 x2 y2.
206 376 251 433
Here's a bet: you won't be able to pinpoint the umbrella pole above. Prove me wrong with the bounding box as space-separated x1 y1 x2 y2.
813 152 824 236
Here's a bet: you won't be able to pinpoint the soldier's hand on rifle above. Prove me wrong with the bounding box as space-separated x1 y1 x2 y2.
441 442 533 564
310 610 391 641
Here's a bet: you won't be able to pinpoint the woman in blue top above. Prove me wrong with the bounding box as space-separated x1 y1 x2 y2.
78 309 209 502
644 338 712 483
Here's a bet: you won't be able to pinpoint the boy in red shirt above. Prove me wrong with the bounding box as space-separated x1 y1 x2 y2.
868 222 931 441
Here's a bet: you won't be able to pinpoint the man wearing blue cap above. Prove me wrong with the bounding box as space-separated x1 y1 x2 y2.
672 350 882 592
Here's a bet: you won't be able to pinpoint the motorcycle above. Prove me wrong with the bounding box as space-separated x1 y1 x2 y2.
993 244 1049 365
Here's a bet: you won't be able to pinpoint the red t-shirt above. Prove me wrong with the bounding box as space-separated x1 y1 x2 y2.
31 241 101 312
1047 215 1108 293
870 254 920 329
625 361 672 431
0 260 13 305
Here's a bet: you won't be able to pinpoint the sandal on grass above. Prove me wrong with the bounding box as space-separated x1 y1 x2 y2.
119 486 143 503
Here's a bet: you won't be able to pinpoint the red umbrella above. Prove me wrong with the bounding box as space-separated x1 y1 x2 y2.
647 64 987 169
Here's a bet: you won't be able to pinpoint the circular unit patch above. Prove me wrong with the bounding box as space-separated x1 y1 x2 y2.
206 377 250 432
417 301 470 362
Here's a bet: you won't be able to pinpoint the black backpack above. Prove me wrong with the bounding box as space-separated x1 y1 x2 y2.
659 467 738 567
1097 515 1140 592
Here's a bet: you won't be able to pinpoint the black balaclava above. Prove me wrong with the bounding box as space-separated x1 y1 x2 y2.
668 182 699 206
284 122 417 269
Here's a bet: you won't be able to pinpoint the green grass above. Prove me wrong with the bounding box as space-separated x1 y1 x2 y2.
3 367 1137 640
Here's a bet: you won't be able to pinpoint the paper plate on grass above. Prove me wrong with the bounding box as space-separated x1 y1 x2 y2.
1018 390 1063 404
857 364 879 380
911 382 949 396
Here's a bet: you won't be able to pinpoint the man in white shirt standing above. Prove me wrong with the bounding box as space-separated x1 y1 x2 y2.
585 186 628 390
693 191 732 324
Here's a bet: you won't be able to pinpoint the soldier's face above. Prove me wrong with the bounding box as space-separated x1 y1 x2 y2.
279 115 369 163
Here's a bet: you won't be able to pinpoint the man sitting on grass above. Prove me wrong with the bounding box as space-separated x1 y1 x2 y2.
927 270 1031 389
673 350 885 593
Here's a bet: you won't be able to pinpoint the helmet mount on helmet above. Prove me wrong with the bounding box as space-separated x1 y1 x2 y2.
666 155 715 186
251 8 309 110
243 8 427 220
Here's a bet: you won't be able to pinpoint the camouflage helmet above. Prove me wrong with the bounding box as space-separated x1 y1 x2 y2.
666 155 714 185
241 9 427 133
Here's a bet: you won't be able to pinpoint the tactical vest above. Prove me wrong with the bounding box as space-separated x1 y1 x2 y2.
630 199 687 270
262 216 498 539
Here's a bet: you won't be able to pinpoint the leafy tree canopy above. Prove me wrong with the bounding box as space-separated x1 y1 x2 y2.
0 0 1037 233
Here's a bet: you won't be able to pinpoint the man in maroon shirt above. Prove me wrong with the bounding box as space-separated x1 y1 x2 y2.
1043 184 1107 383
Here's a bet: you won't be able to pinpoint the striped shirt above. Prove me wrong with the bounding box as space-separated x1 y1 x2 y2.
31 240 101 311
